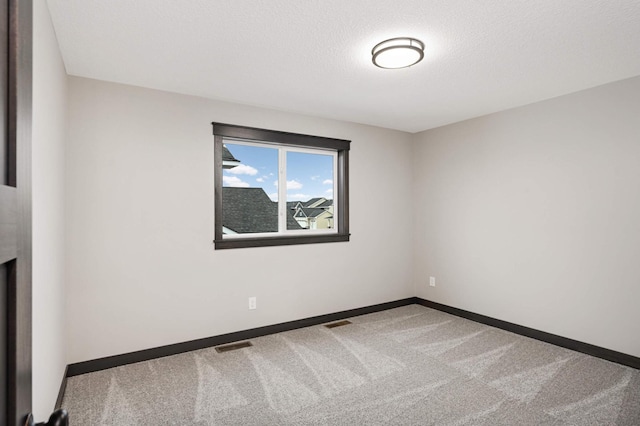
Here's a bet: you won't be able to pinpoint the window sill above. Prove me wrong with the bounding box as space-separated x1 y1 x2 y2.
214 233 350 250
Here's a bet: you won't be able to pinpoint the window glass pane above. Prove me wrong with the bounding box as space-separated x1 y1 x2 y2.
286 151 335 231
214 122 350 249
222 143 278 235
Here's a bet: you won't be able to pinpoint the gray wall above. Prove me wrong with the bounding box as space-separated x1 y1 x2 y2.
412 76 640 358
32 1 68 419
65 75 640 365
65 77 415 363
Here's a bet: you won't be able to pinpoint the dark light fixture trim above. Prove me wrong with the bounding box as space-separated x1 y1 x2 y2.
371 37 425 69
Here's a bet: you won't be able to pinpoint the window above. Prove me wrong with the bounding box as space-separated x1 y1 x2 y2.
213 123 350 249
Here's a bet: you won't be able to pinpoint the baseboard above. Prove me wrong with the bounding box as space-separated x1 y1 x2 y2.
416 297 640 370
66 297 417 377
55 365 68 409
64 295 638 381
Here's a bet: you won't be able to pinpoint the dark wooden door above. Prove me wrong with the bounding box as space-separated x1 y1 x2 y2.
1 1 32 425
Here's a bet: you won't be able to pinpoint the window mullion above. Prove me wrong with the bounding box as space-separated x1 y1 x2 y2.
278 148 287 233
332 152 338 227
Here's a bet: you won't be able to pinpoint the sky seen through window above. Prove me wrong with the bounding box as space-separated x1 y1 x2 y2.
223 143 334 202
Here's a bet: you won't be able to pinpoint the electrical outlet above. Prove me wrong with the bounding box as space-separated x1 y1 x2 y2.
429 277 436 287
248 297 257 310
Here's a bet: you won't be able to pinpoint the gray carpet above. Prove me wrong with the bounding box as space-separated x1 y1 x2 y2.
61 305 640 425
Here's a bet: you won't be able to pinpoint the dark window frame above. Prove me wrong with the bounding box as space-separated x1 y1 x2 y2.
213 122 350 249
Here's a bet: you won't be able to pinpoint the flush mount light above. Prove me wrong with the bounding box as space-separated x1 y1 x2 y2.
371 37 425 69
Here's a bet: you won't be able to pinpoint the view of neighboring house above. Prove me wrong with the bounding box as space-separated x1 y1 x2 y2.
289 198 334 229
223 188 333 234
222 145 241 169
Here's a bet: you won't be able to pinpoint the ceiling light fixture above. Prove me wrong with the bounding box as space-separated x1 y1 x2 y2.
371 37 425 69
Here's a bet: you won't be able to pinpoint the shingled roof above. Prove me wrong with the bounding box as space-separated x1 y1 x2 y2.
304 197 325 207
222 145 241 169
222 187 302 233
293 207 332 218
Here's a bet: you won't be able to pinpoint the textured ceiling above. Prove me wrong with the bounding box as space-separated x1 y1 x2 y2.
47 0 640 133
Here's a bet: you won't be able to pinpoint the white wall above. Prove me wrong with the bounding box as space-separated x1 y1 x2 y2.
413 76 640 358
32 1 68 419
65 77 414 363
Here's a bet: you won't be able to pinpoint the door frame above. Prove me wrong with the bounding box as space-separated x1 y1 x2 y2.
5 0 33 425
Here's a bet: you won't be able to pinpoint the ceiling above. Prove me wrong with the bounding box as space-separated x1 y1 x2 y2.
47 0 640 133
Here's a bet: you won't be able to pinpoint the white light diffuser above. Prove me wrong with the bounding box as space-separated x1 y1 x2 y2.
372 37 425 69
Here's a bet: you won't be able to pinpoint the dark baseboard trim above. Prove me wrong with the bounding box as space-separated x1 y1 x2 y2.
416 297 640 370
55 365 68 409
66 297 416 377
64 295 638 381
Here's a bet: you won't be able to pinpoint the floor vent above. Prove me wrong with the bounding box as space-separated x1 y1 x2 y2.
215 341 253 353
324 320 352 329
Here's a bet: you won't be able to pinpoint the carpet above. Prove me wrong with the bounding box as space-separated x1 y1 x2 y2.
61 304 640 425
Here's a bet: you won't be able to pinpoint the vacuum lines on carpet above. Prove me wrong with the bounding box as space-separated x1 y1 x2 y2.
61 305 640 425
